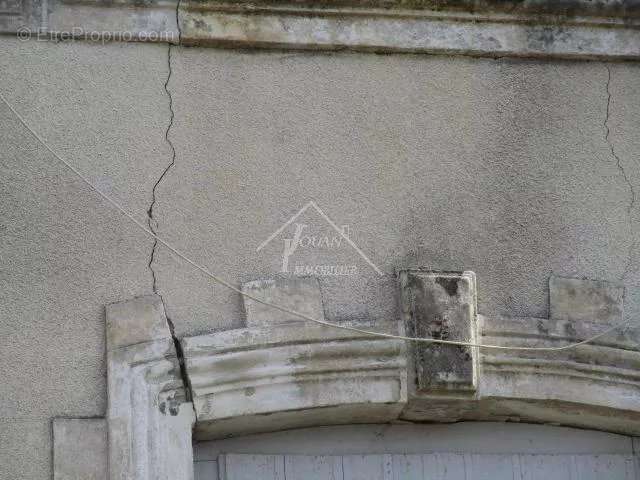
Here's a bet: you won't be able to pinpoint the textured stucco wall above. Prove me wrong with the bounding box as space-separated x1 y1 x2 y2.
0 37 639 479
156 48 640 337
0 38 168 479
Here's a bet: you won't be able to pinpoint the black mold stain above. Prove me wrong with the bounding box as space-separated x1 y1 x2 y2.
436 277 459 297
537 320 549 336
564 322 578 338
168 397 180 416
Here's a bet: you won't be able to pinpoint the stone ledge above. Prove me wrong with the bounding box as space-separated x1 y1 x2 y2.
180 5 640 59
184 0 640 18
2 0 640 59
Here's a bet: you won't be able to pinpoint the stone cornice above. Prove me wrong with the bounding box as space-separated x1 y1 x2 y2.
2 0 640 59
187 0 640 18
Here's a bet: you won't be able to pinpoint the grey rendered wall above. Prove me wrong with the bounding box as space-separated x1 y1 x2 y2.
157 48 640 336
0 39 168 479
1 37 639 479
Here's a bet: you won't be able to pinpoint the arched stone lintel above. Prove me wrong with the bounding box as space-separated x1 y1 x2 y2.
183 272 640 439
54 274 640 480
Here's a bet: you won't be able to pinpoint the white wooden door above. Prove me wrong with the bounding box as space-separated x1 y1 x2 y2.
209 453 639 480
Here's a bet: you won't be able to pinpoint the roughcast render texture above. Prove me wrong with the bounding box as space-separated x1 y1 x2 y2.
1 39 639 480
154 49 640 337
0 39 168 480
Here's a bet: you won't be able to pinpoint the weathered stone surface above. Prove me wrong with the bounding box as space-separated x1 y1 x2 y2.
476 312 640 434
400 270 477 393
106 295 195 480
180 7 640 59
241 277 325 327
48 1 178 43
5 0 640 59
179 0 640 16
53 418 107 480
5 0 178 43
182 321 407 439
400 274 640 434
549 276 624 324
106 295 173 349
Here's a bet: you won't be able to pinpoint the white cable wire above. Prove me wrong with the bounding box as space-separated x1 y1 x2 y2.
1 91 635 352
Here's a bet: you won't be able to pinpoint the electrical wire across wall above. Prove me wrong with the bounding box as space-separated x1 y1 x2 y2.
1 92 635 352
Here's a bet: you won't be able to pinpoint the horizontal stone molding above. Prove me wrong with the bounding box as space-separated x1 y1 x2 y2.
182 321 408 439
3 0 640 59
474 314 640 433
180 5 640 60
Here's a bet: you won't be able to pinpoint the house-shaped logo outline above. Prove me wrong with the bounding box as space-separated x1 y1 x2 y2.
256 201 383 276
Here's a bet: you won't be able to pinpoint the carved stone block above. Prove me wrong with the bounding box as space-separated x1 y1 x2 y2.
400 270 477 393
105 294 173 349
241 277 325 327
549 276 624 324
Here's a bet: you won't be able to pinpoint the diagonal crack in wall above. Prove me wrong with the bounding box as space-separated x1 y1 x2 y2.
604 64 637 283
